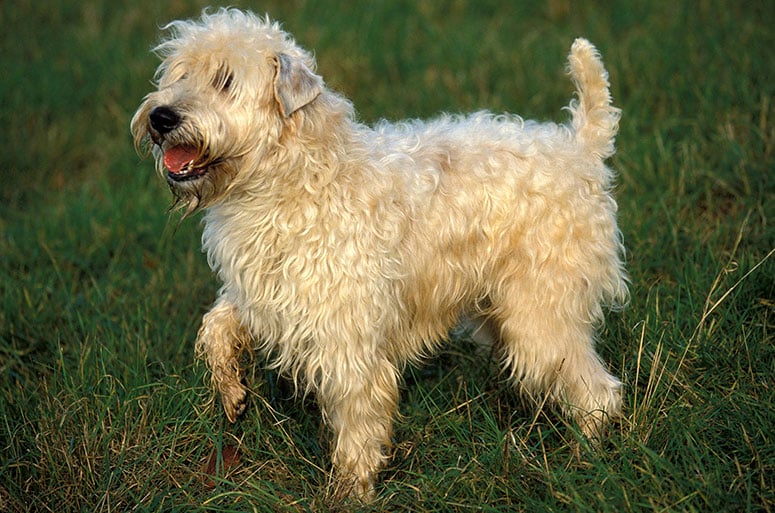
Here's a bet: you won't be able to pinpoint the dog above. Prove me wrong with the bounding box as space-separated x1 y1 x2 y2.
131 8 627 501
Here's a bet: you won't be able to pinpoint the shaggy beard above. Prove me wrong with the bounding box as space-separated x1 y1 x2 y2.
164 159 236 218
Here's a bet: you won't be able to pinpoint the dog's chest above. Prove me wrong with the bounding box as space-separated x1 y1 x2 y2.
201 202 404 337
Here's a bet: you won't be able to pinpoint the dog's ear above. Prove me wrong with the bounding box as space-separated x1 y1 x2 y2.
273 54 323 118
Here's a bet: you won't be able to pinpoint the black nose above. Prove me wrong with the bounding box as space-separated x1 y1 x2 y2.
149 106 181 134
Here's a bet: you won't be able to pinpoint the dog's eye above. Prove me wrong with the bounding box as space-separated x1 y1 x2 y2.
213 68 234 93
221 73 234 91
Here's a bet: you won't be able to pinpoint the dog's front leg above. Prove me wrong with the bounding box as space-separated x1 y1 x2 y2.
318 353 399 502
195 297 251 422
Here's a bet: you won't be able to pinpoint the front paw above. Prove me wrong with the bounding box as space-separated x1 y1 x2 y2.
221 381 249 423
328 471 376 504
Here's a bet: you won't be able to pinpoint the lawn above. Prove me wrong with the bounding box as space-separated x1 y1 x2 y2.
1 0 772 511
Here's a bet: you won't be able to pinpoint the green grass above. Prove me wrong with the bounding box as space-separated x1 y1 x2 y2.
1 0 772 511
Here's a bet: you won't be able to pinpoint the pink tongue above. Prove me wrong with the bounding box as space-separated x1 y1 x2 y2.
163 145 198 173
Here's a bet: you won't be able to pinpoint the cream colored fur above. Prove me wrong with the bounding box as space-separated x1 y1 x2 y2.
131 8 628 501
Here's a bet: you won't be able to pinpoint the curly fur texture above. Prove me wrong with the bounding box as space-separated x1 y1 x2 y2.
131 8 628 501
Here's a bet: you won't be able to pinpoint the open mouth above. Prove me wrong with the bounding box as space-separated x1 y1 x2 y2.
163 145 209 182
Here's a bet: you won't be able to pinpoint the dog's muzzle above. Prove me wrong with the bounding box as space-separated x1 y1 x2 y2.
147 106 210 182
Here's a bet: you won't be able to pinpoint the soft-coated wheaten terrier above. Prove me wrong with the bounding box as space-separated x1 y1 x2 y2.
131 8 628 500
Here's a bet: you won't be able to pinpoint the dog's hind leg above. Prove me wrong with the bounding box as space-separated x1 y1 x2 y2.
492 275 622 438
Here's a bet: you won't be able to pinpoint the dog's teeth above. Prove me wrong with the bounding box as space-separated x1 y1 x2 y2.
164 145 198 173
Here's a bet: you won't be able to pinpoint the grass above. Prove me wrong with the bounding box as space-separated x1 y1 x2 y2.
1 0 772 511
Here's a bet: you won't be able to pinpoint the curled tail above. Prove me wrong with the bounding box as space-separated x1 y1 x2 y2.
567 38 620 159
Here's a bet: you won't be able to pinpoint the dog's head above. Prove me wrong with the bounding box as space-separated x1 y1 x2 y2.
130 8 324 214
